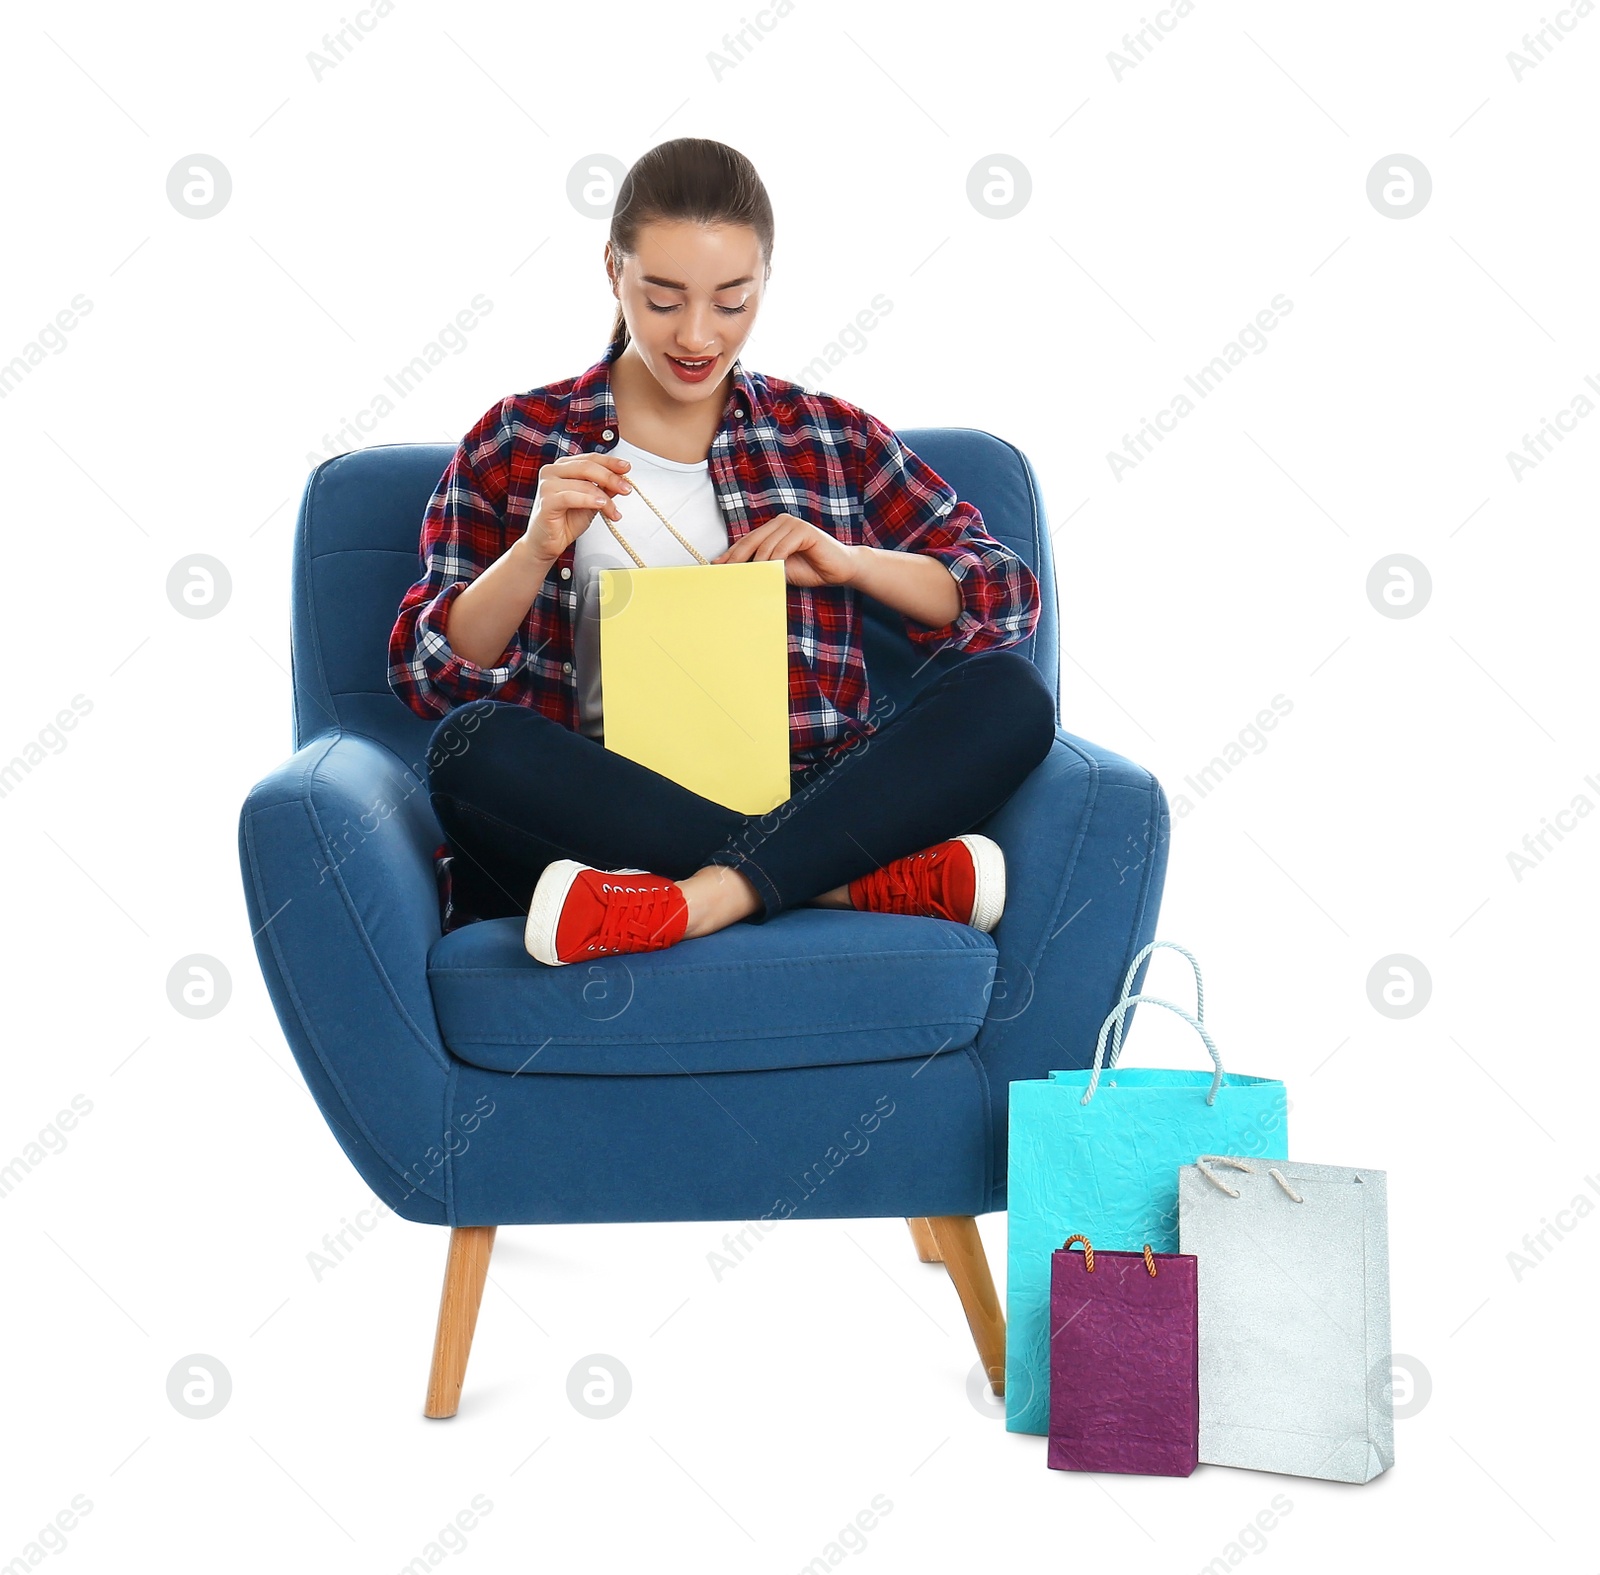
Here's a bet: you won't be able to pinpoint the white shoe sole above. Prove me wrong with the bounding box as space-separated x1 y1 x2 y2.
955 834 1006 932
525 859 591 966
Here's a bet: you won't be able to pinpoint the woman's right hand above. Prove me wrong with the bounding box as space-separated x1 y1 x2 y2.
522 453 633 560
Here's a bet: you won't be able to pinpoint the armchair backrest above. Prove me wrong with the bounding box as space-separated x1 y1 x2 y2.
289 428 1058 764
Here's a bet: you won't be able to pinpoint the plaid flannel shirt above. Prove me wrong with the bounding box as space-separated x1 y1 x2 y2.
388 336 1041 770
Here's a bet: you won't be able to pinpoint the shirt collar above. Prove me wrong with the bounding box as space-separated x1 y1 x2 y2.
565 333 766 443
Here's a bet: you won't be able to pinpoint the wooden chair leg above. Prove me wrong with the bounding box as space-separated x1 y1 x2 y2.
927 1215 1005 1396
906 1216 944 1263
424 1225 496 1419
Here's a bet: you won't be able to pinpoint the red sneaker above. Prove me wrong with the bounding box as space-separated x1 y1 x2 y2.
524 861 689 966
847 834 1006 932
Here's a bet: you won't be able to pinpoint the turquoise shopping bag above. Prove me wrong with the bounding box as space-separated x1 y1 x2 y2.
1004 942 1288 1435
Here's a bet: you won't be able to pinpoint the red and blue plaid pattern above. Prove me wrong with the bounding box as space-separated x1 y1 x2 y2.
388 336 1041 769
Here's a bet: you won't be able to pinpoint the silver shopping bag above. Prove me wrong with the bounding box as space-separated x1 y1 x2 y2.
1178 1157 1393 1483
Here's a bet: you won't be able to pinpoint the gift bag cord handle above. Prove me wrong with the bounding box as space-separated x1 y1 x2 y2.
1058 1235 1159 1275
1083 994 1225 1106
1196 1155 1304 1202
602 475 712 567
1110 940 1204 1067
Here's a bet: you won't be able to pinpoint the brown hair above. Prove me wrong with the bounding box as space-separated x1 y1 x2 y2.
606 138 774 353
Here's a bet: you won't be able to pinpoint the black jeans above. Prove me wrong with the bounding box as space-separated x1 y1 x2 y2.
426 648 1057 925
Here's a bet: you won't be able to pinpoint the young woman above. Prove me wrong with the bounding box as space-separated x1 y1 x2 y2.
388 137 1057 966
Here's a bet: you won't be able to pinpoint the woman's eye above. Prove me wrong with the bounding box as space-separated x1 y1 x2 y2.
645 301 749 315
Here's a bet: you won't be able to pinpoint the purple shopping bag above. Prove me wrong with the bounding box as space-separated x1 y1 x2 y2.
1047 1235 1199 1477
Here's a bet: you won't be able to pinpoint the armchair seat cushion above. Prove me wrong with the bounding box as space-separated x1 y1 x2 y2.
428 907 998 1076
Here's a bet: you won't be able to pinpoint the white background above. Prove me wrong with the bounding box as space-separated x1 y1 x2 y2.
2 0 1594 1569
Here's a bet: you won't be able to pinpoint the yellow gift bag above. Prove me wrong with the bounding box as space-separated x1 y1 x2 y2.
595 484 791 815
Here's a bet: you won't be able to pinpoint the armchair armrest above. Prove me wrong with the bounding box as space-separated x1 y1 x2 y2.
973 728 1171 1206
238 731 454 1221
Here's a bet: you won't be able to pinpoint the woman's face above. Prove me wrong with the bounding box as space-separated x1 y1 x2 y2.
608 220 765 405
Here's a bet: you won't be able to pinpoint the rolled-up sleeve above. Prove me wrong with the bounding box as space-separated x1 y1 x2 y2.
854 410 1041 653
387 402 526 719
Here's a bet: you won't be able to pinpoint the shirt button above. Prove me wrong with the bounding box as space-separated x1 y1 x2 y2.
602 428 615 441
560 566 571 579
735 408 746 418
563 661 573 674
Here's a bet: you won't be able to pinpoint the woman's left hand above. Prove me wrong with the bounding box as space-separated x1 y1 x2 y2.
710 514 857 588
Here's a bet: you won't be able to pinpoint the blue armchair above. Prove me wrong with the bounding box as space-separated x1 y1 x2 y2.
237 429 1170 1417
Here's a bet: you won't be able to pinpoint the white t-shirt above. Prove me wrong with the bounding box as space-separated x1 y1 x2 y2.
572 435 732 740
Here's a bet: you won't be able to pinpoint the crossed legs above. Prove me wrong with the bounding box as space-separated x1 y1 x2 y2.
426 649 1056 936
